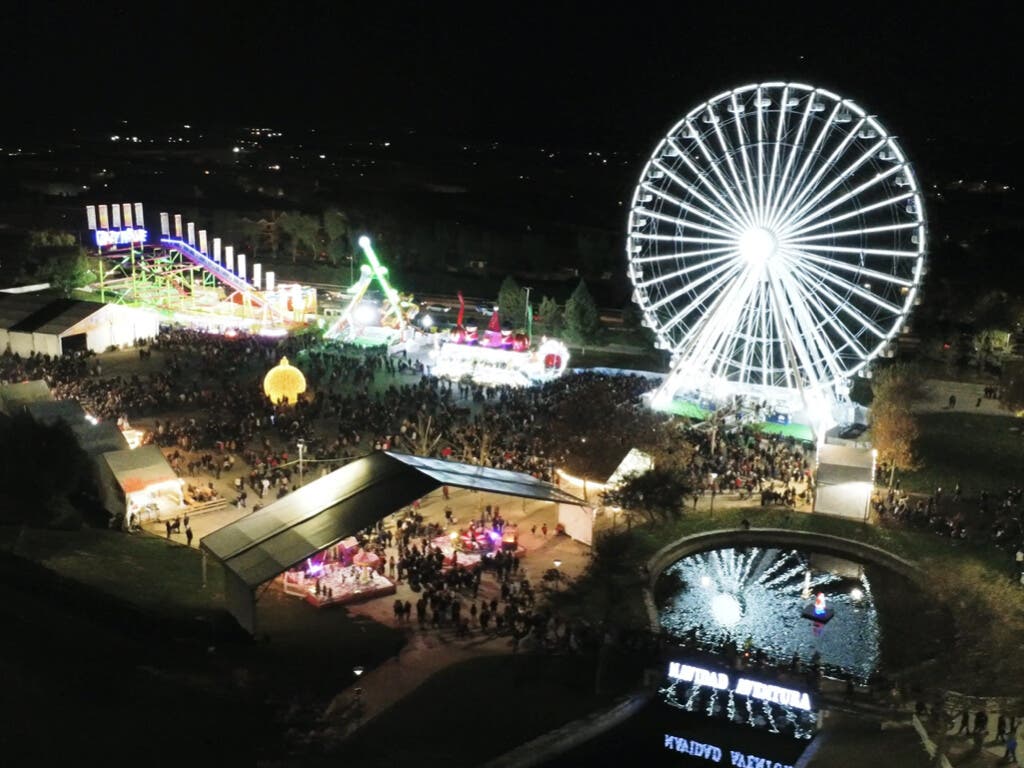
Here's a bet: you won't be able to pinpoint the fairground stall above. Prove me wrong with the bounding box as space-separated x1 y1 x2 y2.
101 444 185 526
428 293 570 387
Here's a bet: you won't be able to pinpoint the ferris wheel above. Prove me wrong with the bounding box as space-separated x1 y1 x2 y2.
627 82 926 405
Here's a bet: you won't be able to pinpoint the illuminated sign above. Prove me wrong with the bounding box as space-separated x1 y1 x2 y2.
667 662 812 711
663 734 795 767
95 228 148 247
663 734 721 762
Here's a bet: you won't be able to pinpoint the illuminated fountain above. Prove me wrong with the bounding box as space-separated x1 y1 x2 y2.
657 547 879 680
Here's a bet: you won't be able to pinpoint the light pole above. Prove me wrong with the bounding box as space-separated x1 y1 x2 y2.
297 439 306 487
709 472 718 518
523 286 533 339
352 665 365 719
553 559 562 591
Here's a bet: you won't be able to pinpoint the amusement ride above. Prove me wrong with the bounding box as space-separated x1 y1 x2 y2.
627 82 926 438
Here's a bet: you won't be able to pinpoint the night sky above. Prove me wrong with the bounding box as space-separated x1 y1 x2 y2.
4 2 1023 177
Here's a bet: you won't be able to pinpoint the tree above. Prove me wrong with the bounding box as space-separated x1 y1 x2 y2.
497 276 526 330
323 209 350 268
537 295 563 337
870 402 920 487
868 364 923 487
0 414 91 527
871 363 925 411
1002 360 1024 414
564 279 601 344
277 212 320 263
402 412 446 456
235 217 264 260
602 467 691 525
22 241 94 296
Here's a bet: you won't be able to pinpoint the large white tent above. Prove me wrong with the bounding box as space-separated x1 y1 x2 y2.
201 451 587 634
0 293 158 356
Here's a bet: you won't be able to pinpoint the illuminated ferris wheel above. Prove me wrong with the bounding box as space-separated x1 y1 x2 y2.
627 82 926 406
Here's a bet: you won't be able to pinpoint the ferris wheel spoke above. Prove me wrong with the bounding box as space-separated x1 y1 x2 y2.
765 95 816 226
665 139 752 230
632 206 739 243
784 264 873 360
732 288 763 381
658 261 747 331
784 247 915 288
783 139 893 226
730 96 762 223
631 243 739 266
648 258 744 313
783 191 917 238
687 122 758 230
633 252 738 288
764 86 793 216
767 271 829 387
756 88 766 221
773 264 848 381
764 272 814 390
739 280 778 386
787 255 903 319
785 221 918 244
710 97 757 222
638 185 742 240
793 243 921 259
765 101 843 232
770 116 868 232
690 268 762 368
645 168 745 236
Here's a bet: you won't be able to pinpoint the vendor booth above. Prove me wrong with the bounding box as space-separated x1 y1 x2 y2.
102 444 184 525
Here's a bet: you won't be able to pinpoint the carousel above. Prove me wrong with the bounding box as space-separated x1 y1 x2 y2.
429 521 526 568
281 536 396 608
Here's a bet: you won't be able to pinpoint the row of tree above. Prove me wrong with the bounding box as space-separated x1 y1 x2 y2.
497 275 602 344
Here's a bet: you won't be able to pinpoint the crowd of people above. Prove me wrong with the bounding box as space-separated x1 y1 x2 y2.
872 479 1024 563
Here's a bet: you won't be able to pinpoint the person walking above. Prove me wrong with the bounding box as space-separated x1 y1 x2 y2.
1005 730 1018 764
185 526 194 547
957 708 971 736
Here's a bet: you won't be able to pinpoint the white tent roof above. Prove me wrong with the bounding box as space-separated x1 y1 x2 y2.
202 451 586 590
102 444 179 494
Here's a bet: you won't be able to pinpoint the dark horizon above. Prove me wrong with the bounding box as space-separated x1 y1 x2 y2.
3 3 1022 179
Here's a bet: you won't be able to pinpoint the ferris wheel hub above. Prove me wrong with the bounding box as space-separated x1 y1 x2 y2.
738 227 777 267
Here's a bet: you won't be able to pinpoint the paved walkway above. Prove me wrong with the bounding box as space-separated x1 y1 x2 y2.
914 379 1008 416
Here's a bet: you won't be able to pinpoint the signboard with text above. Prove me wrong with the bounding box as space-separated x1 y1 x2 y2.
660 658 818 742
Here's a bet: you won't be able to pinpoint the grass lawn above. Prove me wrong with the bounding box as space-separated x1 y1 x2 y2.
900 410 1024 497
0 526 225 617
568 345 666 373
0 524 405 700
341 653 636 767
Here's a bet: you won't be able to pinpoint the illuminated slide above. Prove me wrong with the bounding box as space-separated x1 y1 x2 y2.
160 237 282 319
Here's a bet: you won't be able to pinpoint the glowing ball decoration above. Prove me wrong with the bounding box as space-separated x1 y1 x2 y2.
263 357 307 405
